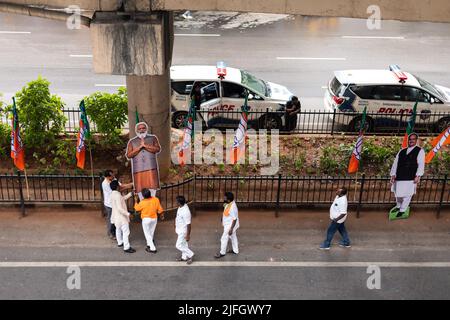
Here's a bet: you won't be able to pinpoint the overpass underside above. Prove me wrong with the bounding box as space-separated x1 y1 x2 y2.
1 0 450 23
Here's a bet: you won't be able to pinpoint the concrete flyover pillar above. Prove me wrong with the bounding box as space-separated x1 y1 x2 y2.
126 71 172 179
90 10 174 179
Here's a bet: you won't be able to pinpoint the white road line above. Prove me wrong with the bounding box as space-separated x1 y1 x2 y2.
276 57 346 61
175 33 221 37
321 86 328 89
1 261 450 268
0 31 31 34
341 36 405 40
69 54 93 58
94 84 126 87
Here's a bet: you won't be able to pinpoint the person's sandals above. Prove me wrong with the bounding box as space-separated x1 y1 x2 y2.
227 250 238 255
214 253 226 259
124 248 136 253
186 257 193 265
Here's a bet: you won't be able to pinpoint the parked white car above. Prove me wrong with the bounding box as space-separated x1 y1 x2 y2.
170 65 295 130
324 65 450 132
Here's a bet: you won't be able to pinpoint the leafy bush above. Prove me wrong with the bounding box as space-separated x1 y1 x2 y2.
319 146 342 174
0 122 9 158
13 76 66 150
84 87 128 146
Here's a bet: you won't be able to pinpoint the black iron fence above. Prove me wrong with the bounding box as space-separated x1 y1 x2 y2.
193 109 450 135
1 173 448 218
22 108 447 136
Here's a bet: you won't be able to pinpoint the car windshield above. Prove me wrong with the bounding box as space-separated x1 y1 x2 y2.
414 75 444 99
240 70 267 97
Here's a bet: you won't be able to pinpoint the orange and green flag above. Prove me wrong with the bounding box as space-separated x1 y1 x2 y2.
348 106 366 174
401 100 418 148
10 97 25 171
178 99 196 166
76 100 90 169
425 126 450 164
230 91 250 164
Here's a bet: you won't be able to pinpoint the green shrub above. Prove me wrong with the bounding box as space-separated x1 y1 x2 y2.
0 122 9 158
13 76 66 150
319 146 342 174
84 87 128 146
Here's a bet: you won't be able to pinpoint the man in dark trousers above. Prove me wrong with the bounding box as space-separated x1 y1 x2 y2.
285 96 301 131
319 187 351 250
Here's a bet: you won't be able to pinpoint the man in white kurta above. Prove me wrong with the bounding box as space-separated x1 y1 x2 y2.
110 180 135 253
175 195 194 264
215 192 240 259
390 133 425 218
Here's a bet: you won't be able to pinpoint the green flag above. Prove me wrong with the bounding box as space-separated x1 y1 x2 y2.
135 107 140 124
402 100 418 148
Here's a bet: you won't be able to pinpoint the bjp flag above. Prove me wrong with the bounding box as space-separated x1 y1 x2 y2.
10 97 25 171
76 100 90 169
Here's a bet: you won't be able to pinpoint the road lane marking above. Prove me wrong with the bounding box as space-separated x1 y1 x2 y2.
175 34 221 37
321 86 328 89
69 54 93 58
341 36 405 40
0 31 31 34
1 261 450 268
277 57 346 61
95 84 125 87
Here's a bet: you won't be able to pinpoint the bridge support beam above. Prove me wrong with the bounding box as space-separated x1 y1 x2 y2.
90 11 174 179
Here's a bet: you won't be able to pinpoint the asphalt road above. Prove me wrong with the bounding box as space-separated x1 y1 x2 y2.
1 208 449 300
1 12 450 110
1 265 449 300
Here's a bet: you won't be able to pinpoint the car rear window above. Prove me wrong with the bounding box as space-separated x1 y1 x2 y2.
330 77 344 95
171 81 194 95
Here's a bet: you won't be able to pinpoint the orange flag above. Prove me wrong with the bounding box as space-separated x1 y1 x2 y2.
10 97 25 171
425 126 450 164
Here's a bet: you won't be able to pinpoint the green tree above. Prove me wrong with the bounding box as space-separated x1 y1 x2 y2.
13 76 66 149
83 87 128 146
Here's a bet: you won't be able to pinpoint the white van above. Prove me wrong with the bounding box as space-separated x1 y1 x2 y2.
170 65 294 130
324 65 450 132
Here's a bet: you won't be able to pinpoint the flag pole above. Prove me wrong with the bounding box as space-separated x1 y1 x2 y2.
89 144 95 201
23 167 30 201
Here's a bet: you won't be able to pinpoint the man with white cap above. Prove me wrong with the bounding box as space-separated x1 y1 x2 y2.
390 133 425 219
126 122 161 199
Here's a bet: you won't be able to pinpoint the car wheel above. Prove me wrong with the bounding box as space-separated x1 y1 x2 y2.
259 114 282 130
348 116 373 133
435 117 450 133
172 111 188 129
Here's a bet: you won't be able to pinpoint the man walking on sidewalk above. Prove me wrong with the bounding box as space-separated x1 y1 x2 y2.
320 187 351 250
110 180 136 253
215 192 240 259
175 195 194 264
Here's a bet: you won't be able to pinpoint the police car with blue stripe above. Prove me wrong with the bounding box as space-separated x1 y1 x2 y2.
324 65 450 132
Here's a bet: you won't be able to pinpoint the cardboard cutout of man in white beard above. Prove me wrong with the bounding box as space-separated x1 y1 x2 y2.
126 122 161 200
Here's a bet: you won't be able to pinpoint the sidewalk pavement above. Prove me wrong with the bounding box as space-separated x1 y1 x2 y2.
1 207 449 262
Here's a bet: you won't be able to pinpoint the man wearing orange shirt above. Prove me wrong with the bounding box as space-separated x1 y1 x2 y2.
134 188 164 253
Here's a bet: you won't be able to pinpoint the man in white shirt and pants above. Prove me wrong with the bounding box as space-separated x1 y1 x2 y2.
102 169 132 239
110 180 135 253
215 192 240 258
390 133 425 219
320 187 350 250
175 195 194 264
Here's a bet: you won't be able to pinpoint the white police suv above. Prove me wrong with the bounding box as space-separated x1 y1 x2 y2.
324 65 450 132
170 65 294 130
